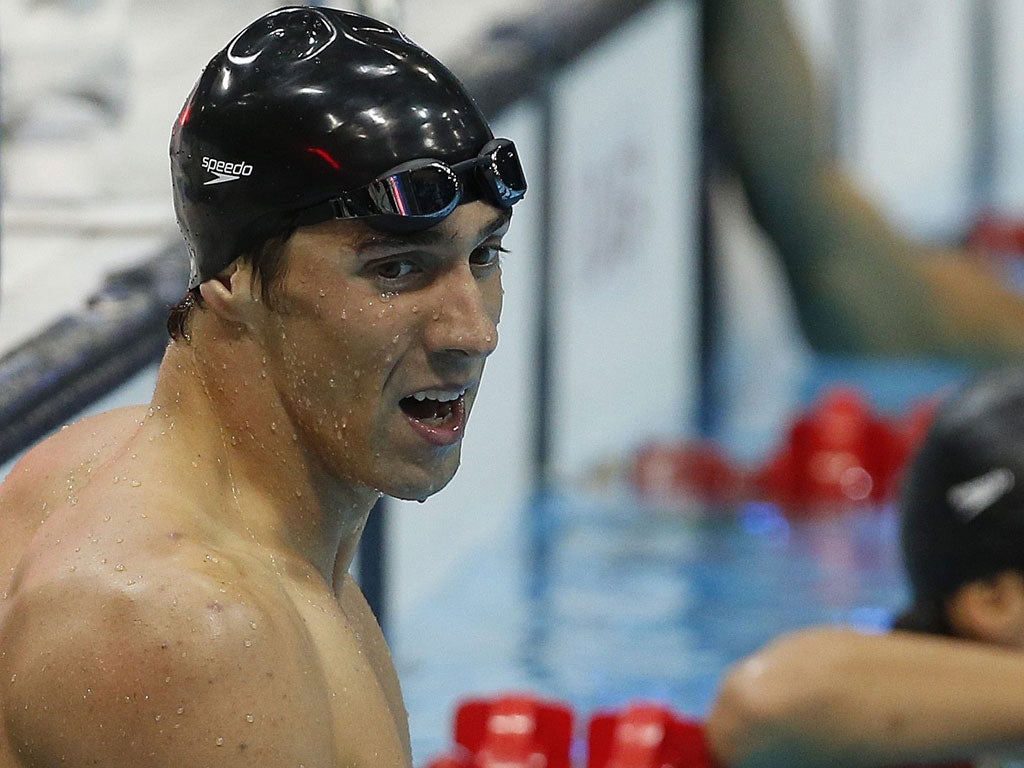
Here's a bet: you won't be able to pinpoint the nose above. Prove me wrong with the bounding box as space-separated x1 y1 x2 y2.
424 267 501 359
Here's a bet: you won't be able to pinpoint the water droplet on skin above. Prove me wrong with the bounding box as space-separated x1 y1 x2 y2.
340 309 347 320
130 480 141 488
328 379 336 388
114 564 125 572
249 620 257 630
318 289 326 298
177 707 185 715
155 714 162 722
215 737 224 747
245 713 255 723
115 537 123 544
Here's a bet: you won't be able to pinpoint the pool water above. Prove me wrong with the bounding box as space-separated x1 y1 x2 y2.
395 489 908 763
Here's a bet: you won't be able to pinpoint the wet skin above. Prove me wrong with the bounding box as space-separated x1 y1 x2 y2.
0 201 510 768
255 201 509 503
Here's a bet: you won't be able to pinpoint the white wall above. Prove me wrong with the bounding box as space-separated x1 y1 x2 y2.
549 0 701 481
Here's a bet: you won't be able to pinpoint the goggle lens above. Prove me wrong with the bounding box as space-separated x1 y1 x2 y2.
297 138 526 232
367 164 460 218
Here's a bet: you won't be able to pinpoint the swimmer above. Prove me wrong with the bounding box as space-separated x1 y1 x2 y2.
0 6 525 767
706 367 1024 768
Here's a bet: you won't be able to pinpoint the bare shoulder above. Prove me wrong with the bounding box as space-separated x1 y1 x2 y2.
0 406 148 523
0 549 335 768
2 406 149 487
0 406 150 589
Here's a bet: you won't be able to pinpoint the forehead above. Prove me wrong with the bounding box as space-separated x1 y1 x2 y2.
291 202 511 258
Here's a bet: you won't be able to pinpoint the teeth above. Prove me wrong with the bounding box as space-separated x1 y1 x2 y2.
411 388 466 403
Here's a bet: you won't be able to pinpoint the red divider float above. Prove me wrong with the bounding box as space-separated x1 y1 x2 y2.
424 695 978 768
587 702 714 768
425 693 574 768
632 385 941 516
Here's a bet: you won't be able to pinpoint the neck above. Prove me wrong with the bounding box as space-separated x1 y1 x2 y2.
150 328 379 588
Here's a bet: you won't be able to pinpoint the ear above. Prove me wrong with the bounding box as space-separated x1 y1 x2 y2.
947 570 1024 648
197 261 260 326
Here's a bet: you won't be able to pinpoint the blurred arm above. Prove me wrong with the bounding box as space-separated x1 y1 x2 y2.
706 627 1024 768
704 0 1024 361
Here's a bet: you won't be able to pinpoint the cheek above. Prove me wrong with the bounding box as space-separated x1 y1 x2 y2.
270 300 407 412
489 275 504 326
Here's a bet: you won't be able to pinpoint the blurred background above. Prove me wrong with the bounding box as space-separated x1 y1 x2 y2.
1 0 1023 762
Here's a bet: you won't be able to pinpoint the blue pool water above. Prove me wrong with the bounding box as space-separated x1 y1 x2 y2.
395 490 908 763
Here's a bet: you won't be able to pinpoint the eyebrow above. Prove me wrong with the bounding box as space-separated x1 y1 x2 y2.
353 211 512 257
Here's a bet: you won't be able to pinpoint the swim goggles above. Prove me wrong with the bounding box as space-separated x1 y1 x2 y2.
296 138 526 232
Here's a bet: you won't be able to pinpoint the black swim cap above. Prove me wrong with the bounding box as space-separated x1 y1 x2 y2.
170 6 498 289
897 367 1024 631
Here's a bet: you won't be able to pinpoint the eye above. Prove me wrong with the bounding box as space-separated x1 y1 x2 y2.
470 243 507 270
374 258 419 281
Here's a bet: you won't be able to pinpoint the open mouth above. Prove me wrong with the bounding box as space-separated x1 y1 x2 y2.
399 388 466 425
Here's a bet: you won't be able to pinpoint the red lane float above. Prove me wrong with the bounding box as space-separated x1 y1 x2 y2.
587 702 714 768
425 693 574 768
632 386 941 516
425 695 977 768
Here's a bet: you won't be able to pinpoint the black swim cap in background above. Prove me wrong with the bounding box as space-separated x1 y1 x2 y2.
170 6 496 289
898 366 1024 630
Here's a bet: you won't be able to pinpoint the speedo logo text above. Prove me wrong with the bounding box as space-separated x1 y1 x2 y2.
201 156 254 185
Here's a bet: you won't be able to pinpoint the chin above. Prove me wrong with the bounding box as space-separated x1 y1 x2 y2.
384 456 462 503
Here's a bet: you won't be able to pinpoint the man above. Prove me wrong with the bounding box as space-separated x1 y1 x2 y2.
0 6 525 767
706 368 1024 768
